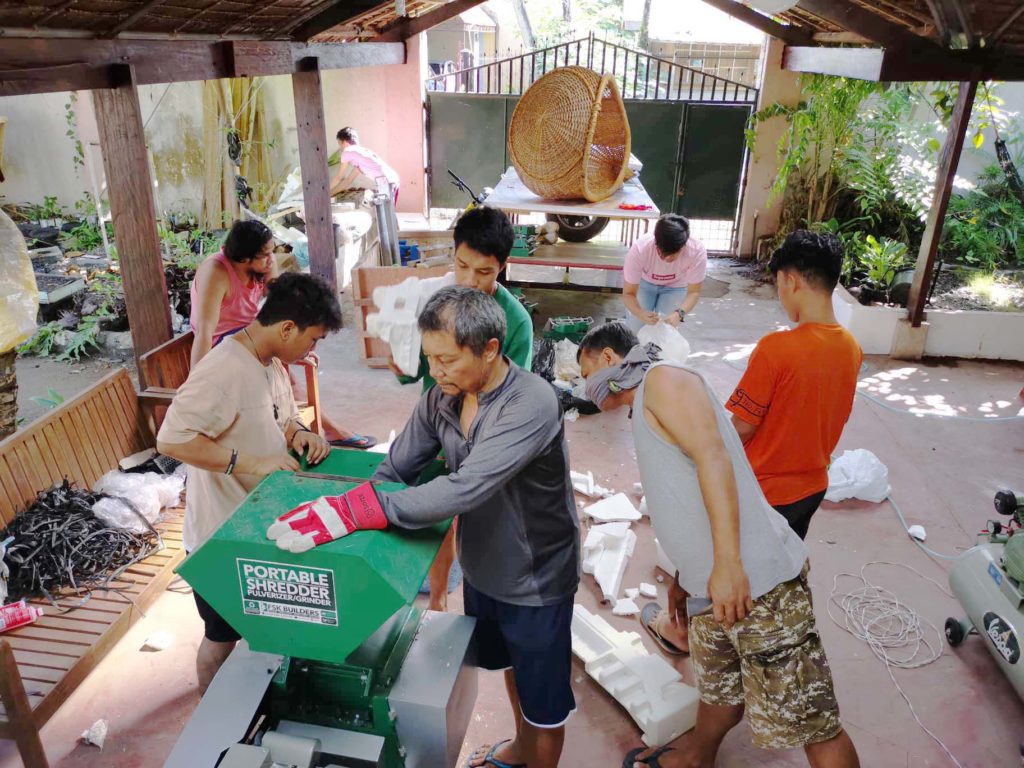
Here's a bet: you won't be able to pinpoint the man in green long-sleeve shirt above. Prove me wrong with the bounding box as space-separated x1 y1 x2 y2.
393 206 534 610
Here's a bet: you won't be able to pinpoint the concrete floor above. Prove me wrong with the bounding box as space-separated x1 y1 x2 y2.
5 259 1024 767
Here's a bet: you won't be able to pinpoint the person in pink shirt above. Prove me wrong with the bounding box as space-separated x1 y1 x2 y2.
623 214 707 332
332 127 400 204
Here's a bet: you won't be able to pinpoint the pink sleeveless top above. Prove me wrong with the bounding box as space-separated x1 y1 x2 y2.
190 251 264 341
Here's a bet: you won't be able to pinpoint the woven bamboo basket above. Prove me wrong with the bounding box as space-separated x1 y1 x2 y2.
508 66 632 203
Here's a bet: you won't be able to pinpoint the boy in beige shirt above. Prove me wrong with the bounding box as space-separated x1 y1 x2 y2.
157 273 342 692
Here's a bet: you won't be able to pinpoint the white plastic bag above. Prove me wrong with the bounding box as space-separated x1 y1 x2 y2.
825 449 891 503
93 471 184 532
553 339 581 381
638 322 690 365
0 211 40 353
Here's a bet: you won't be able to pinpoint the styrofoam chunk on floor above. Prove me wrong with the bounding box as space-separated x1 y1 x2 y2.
571 469 613 498
367 429 397 454
582 523 637 601
613 598 640 616
625 587 639 600
639 495 647 515
633 483 643 494
584 493 640 522
140 630 174 652
639 582 658 599
571 605 699 746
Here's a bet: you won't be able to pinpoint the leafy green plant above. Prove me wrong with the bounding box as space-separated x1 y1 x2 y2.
30 388 65 410
88 272 123 317
35 196 64 225
66 220 104 252
941 165 1024 270
58 314 103 362
17 322 62 357
65 93 85 173
859 235 909 292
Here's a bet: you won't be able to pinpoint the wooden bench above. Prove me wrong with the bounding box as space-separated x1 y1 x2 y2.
138 330 323 434
0 368 185 767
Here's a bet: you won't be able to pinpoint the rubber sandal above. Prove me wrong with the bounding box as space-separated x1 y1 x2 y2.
466 739 526 768
329 434 378 450
622 745 676 767
640 602 687 656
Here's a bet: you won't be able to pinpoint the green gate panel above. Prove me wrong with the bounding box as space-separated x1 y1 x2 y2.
678 104 751 220
428 94 510 209
623 101 685 215
503 96 520 173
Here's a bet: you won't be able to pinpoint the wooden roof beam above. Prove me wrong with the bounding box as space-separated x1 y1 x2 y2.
700 0 814 46
782 44 1024 82
795 0 937 50
375 0 488 42
287 0 386 41
104 0 167 39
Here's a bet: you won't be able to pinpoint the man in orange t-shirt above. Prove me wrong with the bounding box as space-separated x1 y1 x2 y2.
727 231 862 539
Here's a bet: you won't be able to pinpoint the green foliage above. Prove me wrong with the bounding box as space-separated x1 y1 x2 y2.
64 93 85 173
66 220 105 252
30 388 65 410
17 322 62 357
34 196 64 224
941 169 1024 270
58 314 103 362
88 272 123 317
859 235 909 291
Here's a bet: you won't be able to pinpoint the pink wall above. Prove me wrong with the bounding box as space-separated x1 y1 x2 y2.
320 34 428 214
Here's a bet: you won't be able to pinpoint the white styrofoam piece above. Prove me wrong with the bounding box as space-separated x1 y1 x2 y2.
654 537 676 576
639 495 647 516
613 598 640 616
633 483 643 494
582 522 636 602
625 587 639 600
571 606 699 747
365 272 455 375
639 582 658 599
570 470 613 498
367 429 397 454
584 493 640 522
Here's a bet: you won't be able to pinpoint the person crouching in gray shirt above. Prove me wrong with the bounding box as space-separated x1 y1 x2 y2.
372 285 580 768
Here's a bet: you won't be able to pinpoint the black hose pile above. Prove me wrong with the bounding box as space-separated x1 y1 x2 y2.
1 479 162 605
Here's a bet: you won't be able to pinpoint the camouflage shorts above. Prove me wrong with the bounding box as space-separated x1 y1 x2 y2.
688 563 842 749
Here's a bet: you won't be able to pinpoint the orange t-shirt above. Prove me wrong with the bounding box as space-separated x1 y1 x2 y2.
726 323 862 506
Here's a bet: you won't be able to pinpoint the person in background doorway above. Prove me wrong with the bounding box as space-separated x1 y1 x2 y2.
727 231 862 540
623 214 706 332
190 219 377 449
331 127 400 204
158 274 341 693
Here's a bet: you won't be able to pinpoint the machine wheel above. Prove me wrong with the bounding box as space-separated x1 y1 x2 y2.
546 214 610 243
945 617 967 647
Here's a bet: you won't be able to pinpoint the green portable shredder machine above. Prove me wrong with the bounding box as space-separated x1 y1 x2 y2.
165 451 478 768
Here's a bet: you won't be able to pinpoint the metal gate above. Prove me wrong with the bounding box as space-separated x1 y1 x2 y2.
426 35 757 251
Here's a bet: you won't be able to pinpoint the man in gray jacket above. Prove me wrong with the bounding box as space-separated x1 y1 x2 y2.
268 286 579 768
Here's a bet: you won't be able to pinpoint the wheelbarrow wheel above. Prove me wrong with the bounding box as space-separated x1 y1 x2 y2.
546 214 610 243
945 616 967 647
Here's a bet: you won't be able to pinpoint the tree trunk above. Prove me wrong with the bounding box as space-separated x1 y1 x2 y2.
638 0 653 51
512 0 535 50
562 0 571 25
0 350 17 440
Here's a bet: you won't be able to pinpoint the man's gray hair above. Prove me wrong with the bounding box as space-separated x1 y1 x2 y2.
418 285 507 356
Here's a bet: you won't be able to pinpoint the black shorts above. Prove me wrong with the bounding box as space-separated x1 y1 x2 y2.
193 592 241 643
463 581 576 729
773 489 827 540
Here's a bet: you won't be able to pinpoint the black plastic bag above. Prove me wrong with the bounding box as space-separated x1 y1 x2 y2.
532 338 556 382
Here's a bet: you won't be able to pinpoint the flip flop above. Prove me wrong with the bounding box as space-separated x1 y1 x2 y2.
329 434 378 450
640 602 687 656
466 739 526 768
622 745 676 767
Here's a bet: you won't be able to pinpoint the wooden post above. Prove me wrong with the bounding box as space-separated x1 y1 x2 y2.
907 79 978 327
292 57 337 288
0 640 49 767
93 65 172 388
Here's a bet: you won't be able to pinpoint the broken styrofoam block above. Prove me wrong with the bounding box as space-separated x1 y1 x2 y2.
366 272 455 375
584 493 641 523
633 482 643 494
564 408 580 423
613 598 640 616
625 587 639 600
80 719 108 750
140 631 174 652
571 470 613 499
907 524 927 542
639 495 647 516
367 429 397 455
654 537 676 577
582 522 637 602
639 582 658 599
571 605 699 747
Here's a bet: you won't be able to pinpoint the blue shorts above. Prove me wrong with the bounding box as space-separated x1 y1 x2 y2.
463 581 576 728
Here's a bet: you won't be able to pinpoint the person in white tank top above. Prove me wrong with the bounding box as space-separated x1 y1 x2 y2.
578 322 859 768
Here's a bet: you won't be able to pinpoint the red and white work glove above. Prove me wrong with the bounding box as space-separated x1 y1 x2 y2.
266 483 388 553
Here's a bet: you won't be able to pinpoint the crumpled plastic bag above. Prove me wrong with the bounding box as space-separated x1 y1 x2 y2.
93 471 184 532
638 322 690 365
825 449 891 503
553 339 581 381
0 210 40 353
532 338 556 382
